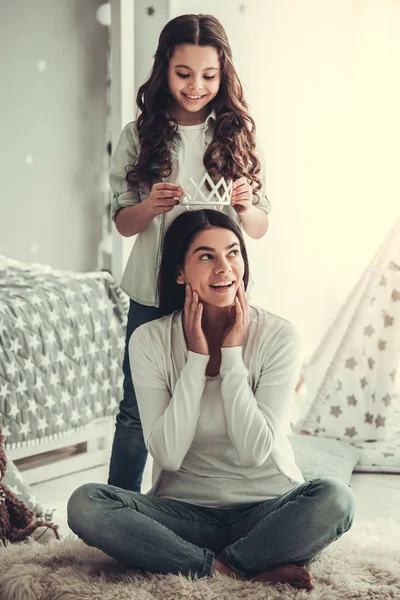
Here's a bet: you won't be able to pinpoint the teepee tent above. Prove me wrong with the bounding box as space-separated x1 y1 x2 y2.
294 218 400 452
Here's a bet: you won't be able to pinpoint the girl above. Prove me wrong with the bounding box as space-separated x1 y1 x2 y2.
68 210 355 590
108 13 271 492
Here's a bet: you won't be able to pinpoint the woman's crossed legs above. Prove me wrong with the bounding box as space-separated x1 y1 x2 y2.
67 477 355 589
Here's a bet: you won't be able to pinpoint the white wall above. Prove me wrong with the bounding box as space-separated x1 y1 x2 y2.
113 0 400 358
169 0 400 358
1 0 108 272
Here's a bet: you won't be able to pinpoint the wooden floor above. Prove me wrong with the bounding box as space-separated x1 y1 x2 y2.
31 462 400 538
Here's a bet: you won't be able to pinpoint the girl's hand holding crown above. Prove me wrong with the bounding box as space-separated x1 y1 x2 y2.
145 183 183 216
230 177 253 214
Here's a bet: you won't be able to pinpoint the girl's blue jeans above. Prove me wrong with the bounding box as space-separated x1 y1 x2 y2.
108 299 159 492
67 477 355 578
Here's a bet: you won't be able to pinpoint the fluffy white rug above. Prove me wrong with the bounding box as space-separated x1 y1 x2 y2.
0 519 399 600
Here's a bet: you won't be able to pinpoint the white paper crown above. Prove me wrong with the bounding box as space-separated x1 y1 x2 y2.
178 173 232 207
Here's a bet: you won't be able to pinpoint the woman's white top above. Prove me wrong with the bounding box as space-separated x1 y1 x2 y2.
129 304 305 507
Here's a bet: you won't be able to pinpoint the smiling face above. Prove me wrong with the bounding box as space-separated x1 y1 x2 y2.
176 226 245 307
167 44 221 125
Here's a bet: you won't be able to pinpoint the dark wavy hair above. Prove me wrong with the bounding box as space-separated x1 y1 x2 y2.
127 13 262 197
158 209 250 316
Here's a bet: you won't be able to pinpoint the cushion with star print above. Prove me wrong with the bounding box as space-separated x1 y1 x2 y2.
2 455 52 519
289 434 362 484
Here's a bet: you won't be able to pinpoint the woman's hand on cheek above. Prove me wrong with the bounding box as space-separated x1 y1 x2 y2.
231 177 252 214
183 284 209 356
222 282 249 348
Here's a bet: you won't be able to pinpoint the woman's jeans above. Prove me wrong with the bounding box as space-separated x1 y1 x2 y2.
108 300 159 492
68 477 355 578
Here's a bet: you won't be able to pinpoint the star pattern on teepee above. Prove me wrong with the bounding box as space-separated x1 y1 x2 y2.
383 313 394 327
345 357 357 369
364 324 375 337
378 339 387 351
375 415 386 428
296 218 400 445
347 395 358 406
364 412 374 424
345 427 358 439
330 406 342 417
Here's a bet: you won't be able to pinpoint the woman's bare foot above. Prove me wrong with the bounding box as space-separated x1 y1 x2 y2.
249 565 313 590
213 558 242 579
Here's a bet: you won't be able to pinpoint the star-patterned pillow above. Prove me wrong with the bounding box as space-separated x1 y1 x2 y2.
3 456 45 518
289 434 362 484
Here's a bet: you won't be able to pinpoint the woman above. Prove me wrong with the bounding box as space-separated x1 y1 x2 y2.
68 210 354 590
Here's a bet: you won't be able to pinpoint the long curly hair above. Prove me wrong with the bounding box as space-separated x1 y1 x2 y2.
127 13 262 197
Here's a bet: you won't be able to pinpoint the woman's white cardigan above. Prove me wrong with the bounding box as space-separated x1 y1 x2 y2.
129 305 304 506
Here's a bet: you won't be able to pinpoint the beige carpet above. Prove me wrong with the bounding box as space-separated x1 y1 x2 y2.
0 519 399 599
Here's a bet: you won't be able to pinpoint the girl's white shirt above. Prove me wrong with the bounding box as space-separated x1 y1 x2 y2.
163 120 209 233
129 304 305 507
